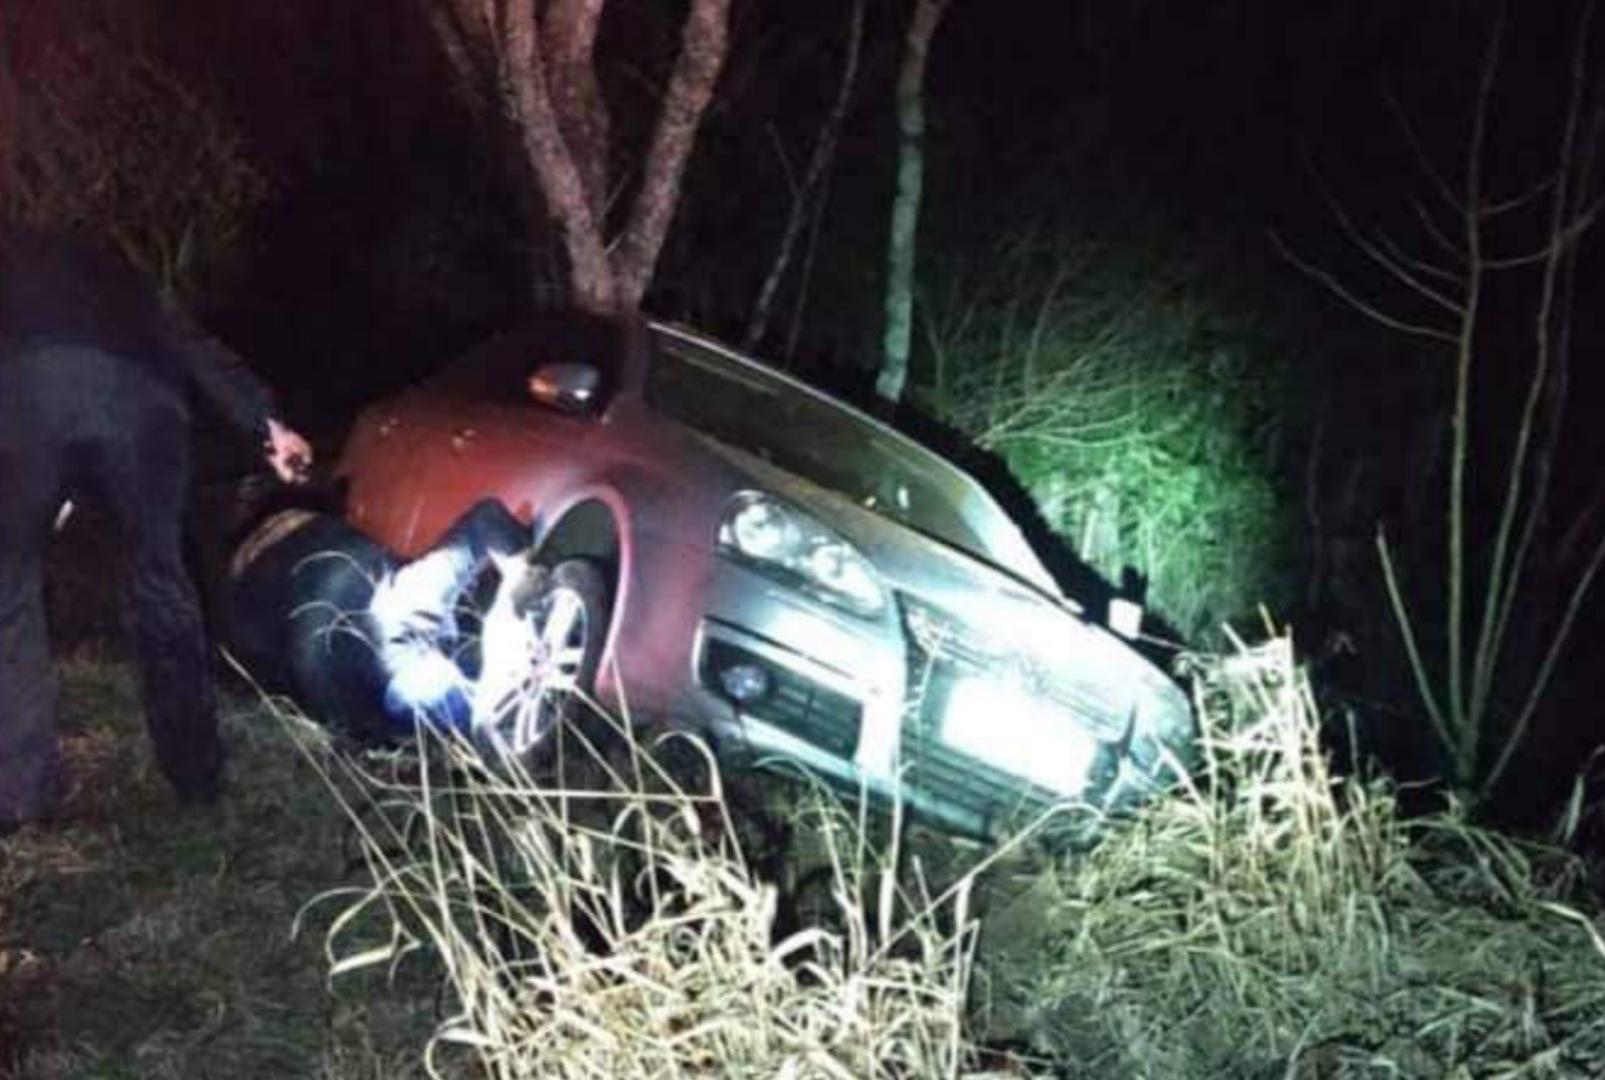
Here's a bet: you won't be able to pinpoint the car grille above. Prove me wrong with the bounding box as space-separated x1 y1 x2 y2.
899 716 1058 829
897 593 1122 830
700 638 862 759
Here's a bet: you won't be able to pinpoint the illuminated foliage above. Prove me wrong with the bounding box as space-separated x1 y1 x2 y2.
920 233 1292 643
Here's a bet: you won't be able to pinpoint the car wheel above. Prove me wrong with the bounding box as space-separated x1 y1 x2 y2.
475 557 611 760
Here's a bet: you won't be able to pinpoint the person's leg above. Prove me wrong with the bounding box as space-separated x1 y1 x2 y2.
0 356 67 828
232 511 397 739
96 393 223 803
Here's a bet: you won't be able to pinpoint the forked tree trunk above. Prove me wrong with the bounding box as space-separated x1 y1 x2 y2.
544 0 611 224
504 0 619 313
876 0 949 405
427 0 732 314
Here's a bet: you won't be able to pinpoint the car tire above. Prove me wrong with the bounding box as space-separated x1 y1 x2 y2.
474 557 611 761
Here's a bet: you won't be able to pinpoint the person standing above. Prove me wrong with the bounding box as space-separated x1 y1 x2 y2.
0 226 312 831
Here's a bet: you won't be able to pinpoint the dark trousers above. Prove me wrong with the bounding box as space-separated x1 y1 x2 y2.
0 345 221 824
224 498 529 740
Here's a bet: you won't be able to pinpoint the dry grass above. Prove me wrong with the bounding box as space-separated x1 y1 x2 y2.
983 630 1605 1079
284 698 1009 1079
7 633 1603 1079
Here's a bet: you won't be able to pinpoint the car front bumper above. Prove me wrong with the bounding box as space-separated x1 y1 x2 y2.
651 554 1195 840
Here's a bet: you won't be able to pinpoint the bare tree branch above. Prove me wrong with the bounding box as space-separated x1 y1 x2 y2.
1322 186 1466 314
1482 194 1605 267
1482 528 1605 796
612 0 733 310
1269 231 1457 344
744 0 864 352
1480 172 1558 217
424 0 496 126
784 161 833 360
1377 529 1455 756
1413 198 1464 261
1470 0 1592 731
545 0 610 223
505 0 617 311
1375 232 1463 287
1384 87 1465 215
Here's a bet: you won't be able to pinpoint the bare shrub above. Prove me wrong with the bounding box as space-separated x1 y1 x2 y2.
924 238 1289 642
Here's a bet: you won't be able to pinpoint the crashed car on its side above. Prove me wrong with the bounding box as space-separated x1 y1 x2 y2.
334 311 1196 838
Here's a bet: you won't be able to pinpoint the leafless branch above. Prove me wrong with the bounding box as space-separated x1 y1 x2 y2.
1472 0 1600 734
545 0 609 222
1413 198 1464 261
1383 87 1464 215
505 0 616 311
613 0 733 309
1320 185 1466 314
1377 529 1455 756
1480 172 1558 217
746 0 868 353
1269 231 1457 344
1375 232 1463 287
1482 193 1605 268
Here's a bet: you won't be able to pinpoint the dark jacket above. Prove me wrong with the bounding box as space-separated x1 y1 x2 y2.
0 226 275 439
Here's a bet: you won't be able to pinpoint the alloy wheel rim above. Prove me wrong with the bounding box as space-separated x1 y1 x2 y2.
490 585 590 756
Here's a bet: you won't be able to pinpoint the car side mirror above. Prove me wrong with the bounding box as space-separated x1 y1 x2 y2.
527 362 601 414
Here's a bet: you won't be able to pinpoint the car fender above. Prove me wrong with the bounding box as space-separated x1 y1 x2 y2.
531 474 719 714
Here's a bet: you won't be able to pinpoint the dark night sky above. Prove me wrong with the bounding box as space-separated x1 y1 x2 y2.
145 1 1598 390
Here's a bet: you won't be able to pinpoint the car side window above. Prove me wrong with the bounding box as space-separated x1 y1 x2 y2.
430 314 625 408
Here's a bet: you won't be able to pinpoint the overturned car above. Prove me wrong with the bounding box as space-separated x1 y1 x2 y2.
301 312 1196 838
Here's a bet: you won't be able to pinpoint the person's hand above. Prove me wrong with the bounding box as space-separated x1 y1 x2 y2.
264 418 313 485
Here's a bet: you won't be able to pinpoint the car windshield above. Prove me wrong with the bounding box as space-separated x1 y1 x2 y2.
646 331 1054 589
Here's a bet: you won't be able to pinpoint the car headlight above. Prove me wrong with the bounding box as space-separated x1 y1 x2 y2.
718 492 886 618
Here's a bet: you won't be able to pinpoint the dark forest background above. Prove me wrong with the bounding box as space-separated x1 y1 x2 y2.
4 0 1604 826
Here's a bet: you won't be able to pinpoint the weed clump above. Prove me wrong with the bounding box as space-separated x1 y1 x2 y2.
990 632 1605 1078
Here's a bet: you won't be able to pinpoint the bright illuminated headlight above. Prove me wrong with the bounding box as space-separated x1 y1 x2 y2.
718 492 886 618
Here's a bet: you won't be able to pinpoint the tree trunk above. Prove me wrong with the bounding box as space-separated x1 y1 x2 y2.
544 0 610 223
876 0 949 406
